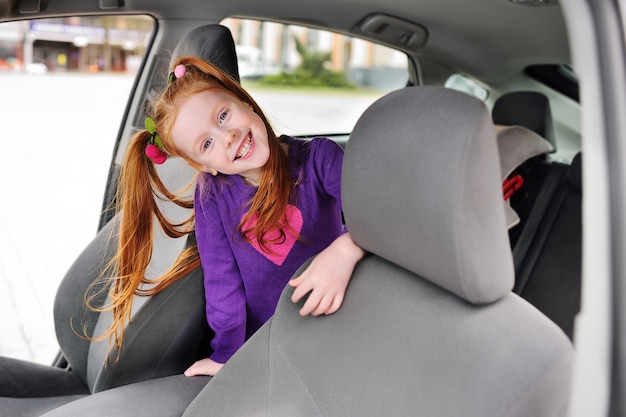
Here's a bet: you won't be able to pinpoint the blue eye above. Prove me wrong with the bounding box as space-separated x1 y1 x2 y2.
202 138 212 151
219 111 227 124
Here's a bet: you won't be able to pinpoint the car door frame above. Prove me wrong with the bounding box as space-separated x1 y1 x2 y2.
562 0 626 415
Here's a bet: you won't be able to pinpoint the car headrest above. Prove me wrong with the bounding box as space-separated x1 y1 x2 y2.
492 91 556 151
342 86 514 304
170 24 240 83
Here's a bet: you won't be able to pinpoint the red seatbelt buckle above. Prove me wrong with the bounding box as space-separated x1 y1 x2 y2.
503 174 524 200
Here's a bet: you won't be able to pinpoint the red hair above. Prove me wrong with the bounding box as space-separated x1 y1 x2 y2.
87 56 294 359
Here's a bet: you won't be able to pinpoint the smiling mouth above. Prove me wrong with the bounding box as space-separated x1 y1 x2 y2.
235 135 252 160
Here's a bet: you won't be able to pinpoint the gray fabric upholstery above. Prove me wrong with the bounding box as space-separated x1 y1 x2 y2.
54 217 117 390
183 318 273 416
182 86 573 417
0 396 85 417
90 263 208 392
187 259 573 417
0 358 88 398
343 86 513 303
39 375 210 417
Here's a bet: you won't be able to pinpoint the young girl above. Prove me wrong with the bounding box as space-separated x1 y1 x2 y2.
94 56 365 377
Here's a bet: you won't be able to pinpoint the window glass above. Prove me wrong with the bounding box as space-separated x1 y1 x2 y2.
445 73 489 101
221 18 410 137
0 15 154 364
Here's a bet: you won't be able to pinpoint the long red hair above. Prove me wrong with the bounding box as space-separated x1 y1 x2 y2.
86 56 294 359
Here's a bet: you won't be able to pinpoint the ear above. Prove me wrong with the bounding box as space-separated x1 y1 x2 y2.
199 165 218 176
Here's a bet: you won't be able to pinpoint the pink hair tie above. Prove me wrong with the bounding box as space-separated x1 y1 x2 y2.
169 64 187 83
174 64 186 78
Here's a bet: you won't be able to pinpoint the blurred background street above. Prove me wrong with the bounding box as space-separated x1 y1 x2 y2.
0 73 134 364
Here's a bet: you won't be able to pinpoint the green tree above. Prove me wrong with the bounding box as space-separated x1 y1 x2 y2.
260 36 354 88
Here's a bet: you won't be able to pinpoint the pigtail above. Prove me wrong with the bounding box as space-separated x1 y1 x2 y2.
84 129 199 360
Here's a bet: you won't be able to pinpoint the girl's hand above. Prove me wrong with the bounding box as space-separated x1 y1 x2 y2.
184 358 224 376
289 233 365 316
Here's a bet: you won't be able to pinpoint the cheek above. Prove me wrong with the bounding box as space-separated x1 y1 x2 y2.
186 159 204 171
173 146 204 170
169 136 186 156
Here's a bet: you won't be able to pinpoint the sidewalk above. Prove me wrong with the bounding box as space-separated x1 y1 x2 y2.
0 139 110 365
0 73 132 365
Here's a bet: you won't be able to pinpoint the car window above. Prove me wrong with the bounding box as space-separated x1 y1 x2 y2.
444 73 489 101
220 18 410 137
0 15 154 364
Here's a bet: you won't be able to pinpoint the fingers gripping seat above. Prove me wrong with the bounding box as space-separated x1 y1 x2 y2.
182 87 574 417
0 24 238 417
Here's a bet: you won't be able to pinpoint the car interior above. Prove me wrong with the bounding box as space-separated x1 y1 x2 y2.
0 23 240 416
0 0 623 415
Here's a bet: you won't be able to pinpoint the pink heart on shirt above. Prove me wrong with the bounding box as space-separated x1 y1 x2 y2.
242 204 303 266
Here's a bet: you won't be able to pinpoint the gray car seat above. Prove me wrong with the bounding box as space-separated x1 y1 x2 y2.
513 152 582 339
492 92 582 339
179 86 574 417
0 24 238 417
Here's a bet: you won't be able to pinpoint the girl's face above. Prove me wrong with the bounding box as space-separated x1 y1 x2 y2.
171 88 270 184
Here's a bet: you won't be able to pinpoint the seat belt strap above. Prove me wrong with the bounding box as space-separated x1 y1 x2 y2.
512 163 568 294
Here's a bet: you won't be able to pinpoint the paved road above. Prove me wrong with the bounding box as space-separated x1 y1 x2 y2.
0 73 134 364
0 72 380 365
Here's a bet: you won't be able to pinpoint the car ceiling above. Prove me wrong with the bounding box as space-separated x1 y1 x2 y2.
0 0 570 84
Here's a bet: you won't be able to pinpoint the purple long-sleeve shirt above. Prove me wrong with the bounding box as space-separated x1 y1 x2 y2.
194 136 344 363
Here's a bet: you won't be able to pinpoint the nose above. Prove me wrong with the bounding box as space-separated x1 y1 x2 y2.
222 129 237 149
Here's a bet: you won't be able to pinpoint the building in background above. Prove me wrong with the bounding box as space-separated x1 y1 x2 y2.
0 16 153 73
0 16 407 88
224 18 407 89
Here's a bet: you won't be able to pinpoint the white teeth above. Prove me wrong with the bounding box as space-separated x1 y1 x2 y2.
236 136 251 159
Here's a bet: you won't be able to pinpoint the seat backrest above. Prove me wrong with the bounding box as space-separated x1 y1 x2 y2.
513 152 582 339
53 213 209 392
181 87 574 417
53 24 238 392
494 122 582 340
